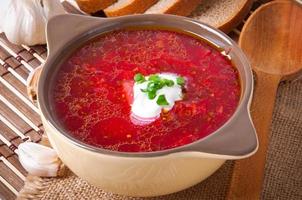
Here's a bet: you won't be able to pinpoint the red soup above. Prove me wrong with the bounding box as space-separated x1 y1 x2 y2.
51 29 241 152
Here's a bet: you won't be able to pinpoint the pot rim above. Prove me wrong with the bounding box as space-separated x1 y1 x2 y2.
38 14 258 158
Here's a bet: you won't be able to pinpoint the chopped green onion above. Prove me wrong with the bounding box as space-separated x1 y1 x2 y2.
134 73 145 83
148 91 157 100
164 79 174 87
147 82 156 92
157 94 169 106
154 82 164 90
176 77 185 86
148 74 160 82
134 73 185 103
147 81 156 88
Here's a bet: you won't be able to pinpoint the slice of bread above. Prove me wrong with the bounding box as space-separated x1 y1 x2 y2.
76 0 117 13
190 0 253 33
104 0 158 17
145 0 202 16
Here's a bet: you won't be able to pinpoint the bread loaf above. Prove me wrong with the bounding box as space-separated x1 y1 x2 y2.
145 0 202 16
104 0 158 17
76 0 117 13
191 0 252 33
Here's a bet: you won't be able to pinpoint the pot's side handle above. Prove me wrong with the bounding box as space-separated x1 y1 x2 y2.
46 14 109 56
29 15 108 101
187 108 258 159
27 65 43 103
25 67 67 178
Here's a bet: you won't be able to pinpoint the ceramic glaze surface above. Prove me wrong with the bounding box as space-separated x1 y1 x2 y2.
34 14 257 197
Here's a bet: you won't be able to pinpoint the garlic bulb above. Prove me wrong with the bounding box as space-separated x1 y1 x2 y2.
0 0 65 45
18 142 63 177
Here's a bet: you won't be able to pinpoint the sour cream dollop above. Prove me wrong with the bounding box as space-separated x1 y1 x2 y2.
131 73 183 124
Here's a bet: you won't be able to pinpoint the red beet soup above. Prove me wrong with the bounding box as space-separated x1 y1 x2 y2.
51 29 241 152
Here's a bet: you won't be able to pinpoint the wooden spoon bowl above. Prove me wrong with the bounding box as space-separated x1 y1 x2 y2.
240 1 302 78
228 1 302 199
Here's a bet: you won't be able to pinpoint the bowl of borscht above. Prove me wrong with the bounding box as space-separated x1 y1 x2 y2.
31 14 258 197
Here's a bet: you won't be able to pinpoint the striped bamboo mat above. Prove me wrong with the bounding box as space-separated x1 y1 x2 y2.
0 33 47 199
0 0 274 199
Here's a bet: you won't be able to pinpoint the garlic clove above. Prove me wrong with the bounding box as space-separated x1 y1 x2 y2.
18 142 58 165
43 0 66 19
0 0 66 45
18 142 62 177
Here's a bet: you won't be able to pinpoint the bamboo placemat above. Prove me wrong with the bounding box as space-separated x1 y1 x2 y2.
1 0 300 199
0 33 47 199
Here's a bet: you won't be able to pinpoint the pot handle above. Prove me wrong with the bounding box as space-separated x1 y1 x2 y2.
46 14 110 56
25 66 67 178
183 107 258 159
27 65 43 103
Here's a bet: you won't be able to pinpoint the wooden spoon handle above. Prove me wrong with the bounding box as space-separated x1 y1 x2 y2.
227 70 281 200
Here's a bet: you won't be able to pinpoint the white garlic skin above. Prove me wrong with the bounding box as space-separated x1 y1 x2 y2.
0 0 65 45
18 142 60 177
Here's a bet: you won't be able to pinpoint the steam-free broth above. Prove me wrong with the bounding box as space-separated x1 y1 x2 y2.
51 29 240 152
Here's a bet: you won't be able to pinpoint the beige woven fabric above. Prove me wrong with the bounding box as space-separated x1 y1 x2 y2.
261 79 302 200
18 79 302 200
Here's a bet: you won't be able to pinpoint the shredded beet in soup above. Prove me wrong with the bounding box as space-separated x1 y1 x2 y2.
51 29 241 152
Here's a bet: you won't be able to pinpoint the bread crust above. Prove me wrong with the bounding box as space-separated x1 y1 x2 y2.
105 0 158 17
76 0 117 13
164 0 203 16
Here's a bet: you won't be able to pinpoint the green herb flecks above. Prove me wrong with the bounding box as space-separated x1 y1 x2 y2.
148 91 157 100
134 73 185 106
134 73 146 83
148 74 161 82
176 77 185 86
157 94 169 106
163 79 174 87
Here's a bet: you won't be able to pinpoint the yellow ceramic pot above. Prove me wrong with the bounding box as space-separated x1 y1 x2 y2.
33 14 258 197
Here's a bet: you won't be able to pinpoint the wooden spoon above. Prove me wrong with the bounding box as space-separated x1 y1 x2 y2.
227 1 302 199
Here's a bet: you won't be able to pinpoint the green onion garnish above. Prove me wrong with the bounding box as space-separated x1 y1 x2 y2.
148 74 160 82
176 77 185 86
134 73 185 106
156 94 169 106
134 73 146 83
147 82 156 91
164 79 174 87
148 91 157 100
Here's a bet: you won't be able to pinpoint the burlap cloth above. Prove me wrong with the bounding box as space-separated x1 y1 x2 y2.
18 78 302 199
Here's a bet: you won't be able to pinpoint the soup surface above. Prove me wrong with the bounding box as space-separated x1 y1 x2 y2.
51 29 240 152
